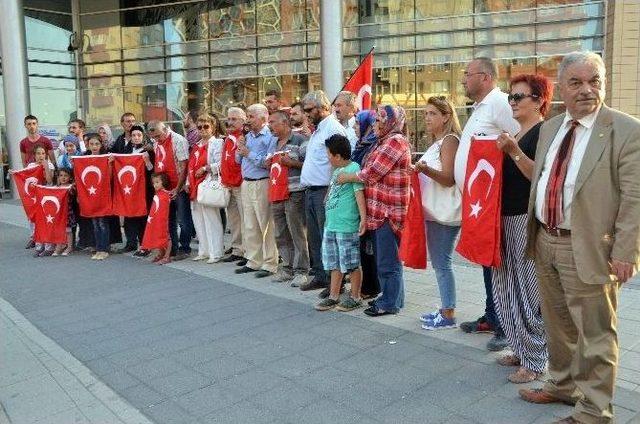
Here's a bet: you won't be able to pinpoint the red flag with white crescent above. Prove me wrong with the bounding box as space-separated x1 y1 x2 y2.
112 154 147 217
11 165 45 221
456 136 503 267
73 155 112 217
343 50 373 110
269 153 289 202
33 185 70 244
398 172 427 269
141 189 171 250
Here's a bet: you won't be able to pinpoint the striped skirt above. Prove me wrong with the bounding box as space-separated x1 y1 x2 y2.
492 214 548 373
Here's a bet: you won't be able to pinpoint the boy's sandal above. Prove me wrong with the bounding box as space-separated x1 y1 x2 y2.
497 354 521 367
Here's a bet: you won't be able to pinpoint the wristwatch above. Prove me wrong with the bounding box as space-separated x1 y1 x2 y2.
512 154 521 162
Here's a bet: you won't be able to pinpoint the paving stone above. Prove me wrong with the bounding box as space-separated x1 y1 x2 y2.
147 369 214 397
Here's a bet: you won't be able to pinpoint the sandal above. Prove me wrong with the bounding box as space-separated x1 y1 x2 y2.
157 258 171 265
497 354 521 367
508 367 541 384
61 247 72 256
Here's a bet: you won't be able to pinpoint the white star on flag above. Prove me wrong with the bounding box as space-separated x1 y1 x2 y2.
147 216 153 223
272 178 277 185
88 185 97 195
31 197 36 203
45 214 54 223
123 185 132 195
157 161 164 170
469 200 482 218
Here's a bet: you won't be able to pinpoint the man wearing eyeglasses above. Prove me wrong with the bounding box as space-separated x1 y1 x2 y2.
454 57 520 352
299 90 348 292
63 119 87 154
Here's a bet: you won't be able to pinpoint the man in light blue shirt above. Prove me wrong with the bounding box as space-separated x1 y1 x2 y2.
235 103 279 278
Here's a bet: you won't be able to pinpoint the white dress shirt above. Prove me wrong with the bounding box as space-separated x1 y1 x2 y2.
300 114 347 187
344 115 358 150
454 87 520 191
168 129 190 162
535 107 600 229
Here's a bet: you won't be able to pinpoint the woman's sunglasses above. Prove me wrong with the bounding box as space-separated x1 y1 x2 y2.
197 124 211 130
508 93 539 103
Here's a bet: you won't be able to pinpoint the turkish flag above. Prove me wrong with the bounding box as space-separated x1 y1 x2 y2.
456 136 503 267
112 154 147 217
33 185 70 244
269 152 289 202
141 189 170 250
11 165 45 221
220 133 243 188
398 172 427 269
343 49 373 110
73 155 112 217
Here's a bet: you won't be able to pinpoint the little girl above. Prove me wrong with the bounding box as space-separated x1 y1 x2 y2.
57 135 81 169
141 173 172 265
52 168 76 256
85 136 110 260
27 145 54 256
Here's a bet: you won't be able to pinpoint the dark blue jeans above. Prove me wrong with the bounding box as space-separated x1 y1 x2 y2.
172 190 193 254
373 221 404 313
305 187 328 283
92 217 110 252
483 266 504 335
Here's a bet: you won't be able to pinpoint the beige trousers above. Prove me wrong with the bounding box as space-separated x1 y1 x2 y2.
535 227 619 424
240 179 278 273
226 186 244 257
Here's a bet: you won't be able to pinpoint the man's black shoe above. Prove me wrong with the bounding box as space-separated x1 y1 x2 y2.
254 270 274 278
236 258 248 266
132 250 150 258
299 278 328 291
224 247 233 255
235 266 258 274
222 254 243 263
116 245 136 254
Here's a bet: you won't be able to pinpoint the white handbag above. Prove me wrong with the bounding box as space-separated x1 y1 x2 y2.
196 173 230 208
418 137 462 225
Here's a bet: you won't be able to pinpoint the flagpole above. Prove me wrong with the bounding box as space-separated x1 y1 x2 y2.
331 46 375 105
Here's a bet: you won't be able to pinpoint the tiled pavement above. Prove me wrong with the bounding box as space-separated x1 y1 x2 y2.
1 201 639 424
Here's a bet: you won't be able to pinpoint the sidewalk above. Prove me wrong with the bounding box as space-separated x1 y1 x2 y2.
1 199 639 424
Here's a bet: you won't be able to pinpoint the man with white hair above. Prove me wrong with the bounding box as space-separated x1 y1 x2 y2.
147 120 191 260
299 90 347 291
333 91 358 148
220 107 248 266
519 51 640 424
234 104 279 278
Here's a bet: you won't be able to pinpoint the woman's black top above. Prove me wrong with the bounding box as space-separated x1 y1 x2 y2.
501 121 542 216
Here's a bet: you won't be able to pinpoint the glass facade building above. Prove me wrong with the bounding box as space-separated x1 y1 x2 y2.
0 0 631 155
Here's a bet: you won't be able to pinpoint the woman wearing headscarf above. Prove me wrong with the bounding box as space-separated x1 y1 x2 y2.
97 124 115 151
338 105 412 316
351 110 380 299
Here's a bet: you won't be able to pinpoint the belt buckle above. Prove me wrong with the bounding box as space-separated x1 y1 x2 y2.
550 226 562 236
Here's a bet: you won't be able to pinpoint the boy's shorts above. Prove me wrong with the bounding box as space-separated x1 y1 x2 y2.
322 229 360 274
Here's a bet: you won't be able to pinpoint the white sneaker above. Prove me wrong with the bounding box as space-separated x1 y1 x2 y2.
290 274 308 287
271 270 293 282
192 255 207 261
207 257 222 264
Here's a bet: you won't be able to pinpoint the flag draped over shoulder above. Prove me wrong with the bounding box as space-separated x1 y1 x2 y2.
12 165 45 221
398 171 427 269
456 136 503 267
269 152 289 202
112 154 147 217
33 185 70 244
73 155 112 217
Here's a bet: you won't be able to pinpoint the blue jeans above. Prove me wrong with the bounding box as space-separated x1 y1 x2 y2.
92 217 110 252
484 266 504 335
373 221 404 313
425 220 460 309
176 190 194 253
305 187 328 283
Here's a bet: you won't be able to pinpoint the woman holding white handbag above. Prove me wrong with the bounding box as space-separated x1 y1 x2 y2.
414 96 463 330
187 113 225 264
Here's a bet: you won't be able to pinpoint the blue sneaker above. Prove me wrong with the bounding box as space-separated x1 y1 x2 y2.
421 312 457 330
419 309 440 323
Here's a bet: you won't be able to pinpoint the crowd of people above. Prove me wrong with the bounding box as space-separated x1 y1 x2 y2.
13 51 640 424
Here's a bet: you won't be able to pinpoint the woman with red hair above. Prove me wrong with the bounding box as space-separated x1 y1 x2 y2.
493 74 554 383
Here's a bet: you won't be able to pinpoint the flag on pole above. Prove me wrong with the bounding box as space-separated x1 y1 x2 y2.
343 48 374 110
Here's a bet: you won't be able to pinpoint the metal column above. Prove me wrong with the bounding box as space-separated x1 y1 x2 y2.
0 0 30 197
319 0 343 100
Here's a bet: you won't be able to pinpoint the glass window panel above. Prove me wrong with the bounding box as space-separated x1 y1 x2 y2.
536 37 603 55
475 9 535 27
474 43 535 61
475 27 535 45
82 13 122 63
416 32 473 50
122 46 164 60
365 36 415 53
415 0 473 17
79 0 120 13
165 81 211 122
415 63 468 108
211 65 257 80
165 53 209 71
475 0 535 12
163 3 209 45
25 0 72 13
373 66 416 108
259 30 309 48
256 0 307 34
415 15 474 33
211 78 258 113
124 73 164 86
84 86 124 127
258 45 306 62
24 13 72 51
375 52 417 68
358 0 415 24
123 58 164 75
343 0 359 27
267 74 311 104
27 49 74 65
83 63 123 80
537 3 604 23
166 40 209 56
30 87 76 125
121 16 164 50
167 69 209 82
137 85 168 122
28 62 74 78
416 48 473 66
404 109 419 152
258 61 307 76
121 86 144 120
537 19 603 41
210 50 256 67
536 55 562 84
30 76 75 90
308 59 321 73
210 35 256 52
208 2 256 38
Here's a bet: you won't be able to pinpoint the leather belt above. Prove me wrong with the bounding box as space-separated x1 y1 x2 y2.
538 220 571 237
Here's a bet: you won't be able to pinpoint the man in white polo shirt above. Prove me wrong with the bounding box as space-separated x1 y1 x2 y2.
454 57 520 352
299 90 347 291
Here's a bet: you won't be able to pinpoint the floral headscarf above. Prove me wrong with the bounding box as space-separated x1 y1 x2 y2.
97 124 115 150
376 105 406 142
352 110 378 166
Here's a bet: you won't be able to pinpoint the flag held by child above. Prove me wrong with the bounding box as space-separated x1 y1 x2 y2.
141 189 170 250
33 185 70 244
398 171 427 269
269 152 289 202
456 136 503 267
73 155 112 217
11 165 45 221
112 154 147 217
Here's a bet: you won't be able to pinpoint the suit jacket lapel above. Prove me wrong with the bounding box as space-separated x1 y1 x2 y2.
532 115 564 186
573 106 612 197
